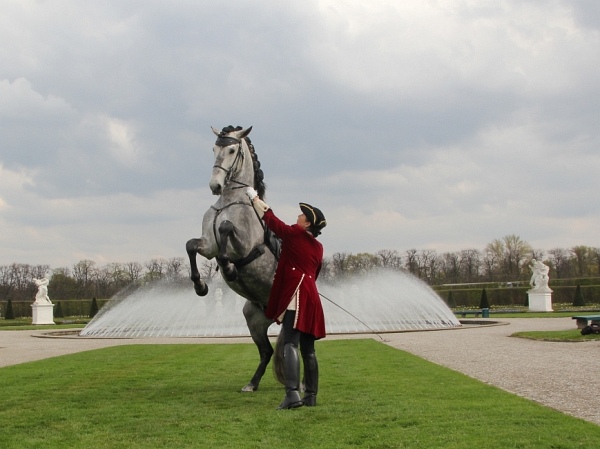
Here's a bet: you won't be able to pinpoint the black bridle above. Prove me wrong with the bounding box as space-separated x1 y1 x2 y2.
212 137 250 190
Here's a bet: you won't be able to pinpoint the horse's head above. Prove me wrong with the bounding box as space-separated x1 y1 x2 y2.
209 125 254 195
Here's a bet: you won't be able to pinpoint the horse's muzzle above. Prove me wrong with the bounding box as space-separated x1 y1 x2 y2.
209 181 223 195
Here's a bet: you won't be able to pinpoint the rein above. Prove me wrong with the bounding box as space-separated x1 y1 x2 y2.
318 292 386 342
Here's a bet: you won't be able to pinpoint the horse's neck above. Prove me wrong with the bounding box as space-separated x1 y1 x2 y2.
218 188 247 205
229 144 255 192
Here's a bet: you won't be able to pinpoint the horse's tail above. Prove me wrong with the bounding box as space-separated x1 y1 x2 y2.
272 328 286 385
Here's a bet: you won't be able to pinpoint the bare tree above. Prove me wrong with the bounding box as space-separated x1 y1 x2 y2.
441 252 461 284
72 259 96 298
106 263 130 289
590 247 600 277
0 265 13 299
124 261 144 283
547 248 570 279
460 249 481 283
10 263 31 293
404 249 419 276
31 264 50 280
376 249 402 270
167 257 186 280
332 252 351 277
417 250 438 283
570 246 591 276
485 235 532 279
145 258 166 281
482 246 499 282
92 265 112 298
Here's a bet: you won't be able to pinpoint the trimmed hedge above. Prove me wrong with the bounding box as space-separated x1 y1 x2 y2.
434 285 600 307
573 285 586 306
548 277 600 287
0 299 109 319
4 299 14 319
479 289 490 309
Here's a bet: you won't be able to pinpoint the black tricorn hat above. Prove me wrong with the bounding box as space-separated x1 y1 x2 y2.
299 203 327 230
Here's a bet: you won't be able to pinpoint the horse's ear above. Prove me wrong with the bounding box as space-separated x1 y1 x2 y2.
211 126 220 137
240 126 252 138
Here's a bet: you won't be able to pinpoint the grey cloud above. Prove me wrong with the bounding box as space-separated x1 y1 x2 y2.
1 1 599 266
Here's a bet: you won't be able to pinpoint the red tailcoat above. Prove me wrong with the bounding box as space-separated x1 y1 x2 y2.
263 209 326 339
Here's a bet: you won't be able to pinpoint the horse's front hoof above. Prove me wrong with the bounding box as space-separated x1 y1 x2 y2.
194 283 209 296
241 383 257 392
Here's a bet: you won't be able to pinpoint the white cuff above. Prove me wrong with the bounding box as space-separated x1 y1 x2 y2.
252 198 270 218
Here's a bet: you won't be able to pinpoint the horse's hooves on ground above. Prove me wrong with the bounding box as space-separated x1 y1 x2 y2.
194 283 209 296
241 384 257 392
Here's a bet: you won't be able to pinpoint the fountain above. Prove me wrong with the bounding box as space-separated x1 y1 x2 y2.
79 269 461 338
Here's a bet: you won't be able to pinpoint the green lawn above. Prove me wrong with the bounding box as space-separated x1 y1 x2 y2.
512 328 600 341
0 340 598 448
489 311 599 318
0 317 89 331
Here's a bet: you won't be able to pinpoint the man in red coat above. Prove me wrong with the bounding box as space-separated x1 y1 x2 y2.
246 187 326 409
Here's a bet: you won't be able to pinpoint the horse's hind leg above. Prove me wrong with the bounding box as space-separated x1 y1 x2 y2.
216 220 238 282
241 300 274 392
186 238 209 296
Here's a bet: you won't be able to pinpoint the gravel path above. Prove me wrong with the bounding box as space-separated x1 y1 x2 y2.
383 317 600 425
1 317 598 425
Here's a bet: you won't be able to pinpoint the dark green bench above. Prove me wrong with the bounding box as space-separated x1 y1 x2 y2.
572 315 600 329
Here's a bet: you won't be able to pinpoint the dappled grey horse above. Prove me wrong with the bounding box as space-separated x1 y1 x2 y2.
186 125 282 392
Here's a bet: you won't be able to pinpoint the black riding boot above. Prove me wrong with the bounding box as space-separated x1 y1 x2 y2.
277 343 303 410
302 351 319 406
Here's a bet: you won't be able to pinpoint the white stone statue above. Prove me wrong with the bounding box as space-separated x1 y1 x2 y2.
33 277 52 304
529 259 551 292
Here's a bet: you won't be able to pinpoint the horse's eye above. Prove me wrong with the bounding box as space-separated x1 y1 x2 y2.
229 148 236 154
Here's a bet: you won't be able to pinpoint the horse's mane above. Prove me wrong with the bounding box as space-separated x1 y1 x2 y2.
245 137 266 199
219 125 266 199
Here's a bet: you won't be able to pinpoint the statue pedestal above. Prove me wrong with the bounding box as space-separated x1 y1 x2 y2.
528 291 553 312
32 303 55 325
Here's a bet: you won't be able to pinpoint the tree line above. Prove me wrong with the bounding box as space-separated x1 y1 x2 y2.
2 235 600 302
0 257 194 302
320 235 600 285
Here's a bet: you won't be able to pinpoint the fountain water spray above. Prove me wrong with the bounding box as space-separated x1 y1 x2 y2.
80 269 460 338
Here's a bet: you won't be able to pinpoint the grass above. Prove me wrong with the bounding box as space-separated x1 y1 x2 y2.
490 311 588 318
453 303 600 319
1 340 599 449
512 328 600 342
0 317 88 331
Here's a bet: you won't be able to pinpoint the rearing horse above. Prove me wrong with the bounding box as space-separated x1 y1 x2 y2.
186 125 280 392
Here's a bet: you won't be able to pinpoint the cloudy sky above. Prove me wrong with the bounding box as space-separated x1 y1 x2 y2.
1 0 599 269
